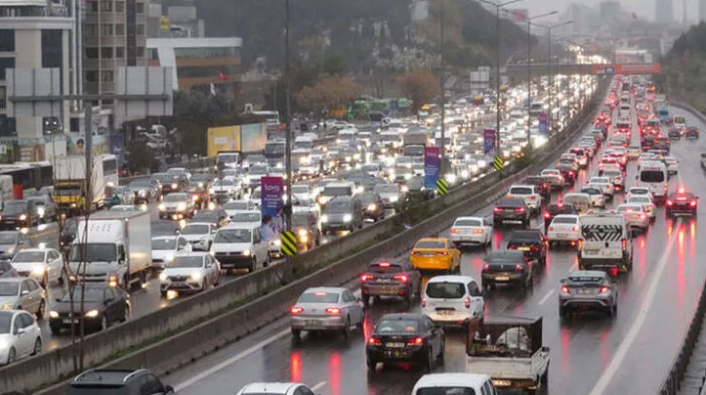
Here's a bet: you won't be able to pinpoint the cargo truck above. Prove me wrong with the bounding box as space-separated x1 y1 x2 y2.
67 210 152 289
53 154 119 215
207 123 268 158
402 132 429 160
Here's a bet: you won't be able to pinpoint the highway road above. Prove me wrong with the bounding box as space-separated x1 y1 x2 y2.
153 104 706 395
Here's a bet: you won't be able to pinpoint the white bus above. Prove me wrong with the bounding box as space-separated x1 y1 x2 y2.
251 111 281 129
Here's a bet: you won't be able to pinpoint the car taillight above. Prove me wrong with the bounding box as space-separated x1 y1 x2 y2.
569 171 575 175
515 207 525 212
464 297 471 309
450 228 459 234
361 273 374 282
326 307 341 315
666 200 673 206
393 274 409 283
493 207 503 212
691 200 697 207
439 251 448 255
290 306 304 315
515 264 523 271
561 286 570 294
544 212 550 218
483 264 489 271
600 286 610 294
621 238 627 250
639 214 645 219
421 297 426 308
548 227 554 231
531 246 539 251
368 337 382 345
572 226 578 232
529 195 537 200
407 337 424 346
472 229 484 234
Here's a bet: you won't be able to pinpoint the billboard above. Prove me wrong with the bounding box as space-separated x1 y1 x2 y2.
66 134 108 156
590 63 661 75
240 123 268 153
260 176 284 234
207 125 241 157
424 146 440 190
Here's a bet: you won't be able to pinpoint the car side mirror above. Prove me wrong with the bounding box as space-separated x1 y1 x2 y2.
541 346 550 353
21 289 29 295
164 385 175 394
16 327 25 335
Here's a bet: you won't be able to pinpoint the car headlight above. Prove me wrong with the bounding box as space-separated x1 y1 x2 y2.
297 229 308 237
171 183 178 189
401 186 409 193
165 254 175 263
19 214 27 221
190 271 202 281
277 162 284 168
85 309 99 318
321 215 329 223
389 196 399 203
2 303 12 310
242 249 251 256
177 203 187 211
49 311 59 319
367 203 377 211
71 203 77 208
209 188 215 194
159 272 168 281
37 207 45 217
198 182 204 188
138 190 147 196
31 265 45 275
272 239 282 247
343 214 353 222
158 204 165 211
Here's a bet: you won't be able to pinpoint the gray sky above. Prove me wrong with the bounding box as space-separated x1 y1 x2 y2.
525 0 696 23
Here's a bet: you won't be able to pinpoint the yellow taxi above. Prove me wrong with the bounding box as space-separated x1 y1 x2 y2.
410 237 461 272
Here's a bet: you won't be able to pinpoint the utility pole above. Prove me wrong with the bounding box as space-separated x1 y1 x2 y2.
284 0 292 233
440 0 446 163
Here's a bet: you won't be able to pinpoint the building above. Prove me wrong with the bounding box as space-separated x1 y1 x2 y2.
0 0 74 161
701 0 706 22
146 4 204 39
147 37 241 93
82 0 148 106
599 1 622 19
655 0 674 24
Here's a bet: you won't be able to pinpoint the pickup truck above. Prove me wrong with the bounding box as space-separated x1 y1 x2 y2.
465 316 550 394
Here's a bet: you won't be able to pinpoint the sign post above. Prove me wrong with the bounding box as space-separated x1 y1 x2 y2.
424 146 441 190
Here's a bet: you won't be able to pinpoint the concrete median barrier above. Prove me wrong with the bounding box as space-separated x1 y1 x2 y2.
9 80 609 395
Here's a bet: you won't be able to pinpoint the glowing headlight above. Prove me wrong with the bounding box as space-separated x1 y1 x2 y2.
299 157 311 164
401 186 409 193
85 309 99 318
71 203 77 208
6 247 14 254
31 265 45 275
190 271 202 281
165 254 175 263
19 214 27 221
367 203 377 211
176 202 187 211
273 239 281 247
276 162 284 168
343 214 353 222
345 156 352 162
138 190 146 196
158 204 166 211
389 196 399 203
198 182 204 188
49 311 59 319
321 215 329 223
446 174 457 184
37 207 45 217
297 229 308 237
159 272 168 281
2 304 12 310
242 249 252 256
404 173 412 180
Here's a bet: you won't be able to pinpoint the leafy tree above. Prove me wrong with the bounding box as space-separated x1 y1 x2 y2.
125 140 154 173
170 90 238 155
396 69 441 111
296 75 361 116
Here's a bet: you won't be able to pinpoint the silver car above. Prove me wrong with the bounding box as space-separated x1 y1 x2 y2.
0 310 43 365
289 287 365 340
559 271 618 318
0 278 46 319
580 186 606 208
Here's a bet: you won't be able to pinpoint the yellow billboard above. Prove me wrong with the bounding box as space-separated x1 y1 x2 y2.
207 125 241 157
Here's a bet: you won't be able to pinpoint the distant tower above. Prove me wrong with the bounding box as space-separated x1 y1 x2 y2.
700 0 706 21
655 0 674 23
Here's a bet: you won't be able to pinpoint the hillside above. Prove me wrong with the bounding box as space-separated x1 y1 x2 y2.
659 22 706 110
164 0 529 73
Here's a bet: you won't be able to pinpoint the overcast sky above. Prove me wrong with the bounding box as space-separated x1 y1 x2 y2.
524 0 696 23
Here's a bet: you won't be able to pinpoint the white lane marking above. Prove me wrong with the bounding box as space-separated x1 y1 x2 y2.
587 225 678 395
538 289 555 305
174 328 290 391
312 381 327 391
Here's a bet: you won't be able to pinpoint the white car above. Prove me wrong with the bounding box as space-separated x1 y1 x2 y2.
579 186 606 208
158 252 221 296
616 203 650 232
229 210 262 229
507 184 543 212
289 287 365 339
547 215 581 246
210 225 270 272
10 248 63 287
588 177 615 197
290 184 312 201
540 169 565 190
627 195 656 220
222 200 256 218
180 222 218 251
422 275 485 325
665 156 679 175
236 383 319 395
0 310 42 365
449 217 493 248
151 235 192 268
627 187 653 200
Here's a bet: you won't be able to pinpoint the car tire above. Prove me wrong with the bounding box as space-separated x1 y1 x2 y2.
31 337 42 356
366 359 376 371
291 328 301 340
36 299 45 320
121 305 129 322
50 325 61 335
438 338 446 362
341 317 351 340
424 347 434 372
6 347 15 364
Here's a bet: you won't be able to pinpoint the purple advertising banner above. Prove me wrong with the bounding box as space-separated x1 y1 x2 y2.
483 129 496 154
538 113 549 136
260 176 284 233
424 146 440 190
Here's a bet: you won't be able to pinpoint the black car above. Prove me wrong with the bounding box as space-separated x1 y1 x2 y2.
668 127 682 139
666 188 699 217
493 197 530 228
360 258 421 307
60 217 79 253
153 173 188 195
291 211 321 249
48 284 130 334
543 203 578 232
321 197 365 234
190 209 229 228
0 200 38 230
555 163 577 185
355 192 386 222
506 230 548 267
366 313 445 372
520 176 551 200
66 369 174 395
128 177 162 203
481 250 533 290
685 126 700 139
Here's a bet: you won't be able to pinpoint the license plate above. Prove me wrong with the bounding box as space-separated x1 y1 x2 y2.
579 289 593 294
496 276 510 281
584 249 599 254
172 282 187 287
305 320 323 327
377 287 398 295
386 342 405 348
62 318 78 324
437 310 454 315
504 209 514 212
518 247 530 251
422 253 435 257
557 233 569 238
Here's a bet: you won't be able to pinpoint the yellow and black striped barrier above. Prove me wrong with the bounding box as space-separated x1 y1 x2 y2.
437 179 449 196
280 231 298 256
493 156 504 172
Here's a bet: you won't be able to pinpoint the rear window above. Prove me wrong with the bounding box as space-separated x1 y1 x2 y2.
298 291 339 303
416 388 476 395
454 219 481 227
640 171 665 183
426 282 466 299
509 187 532 195
415 240 446 249
567 276 603 283
552 217 577 224
375 319 419 333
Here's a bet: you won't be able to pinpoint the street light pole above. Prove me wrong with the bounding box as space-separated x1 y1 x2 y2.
535 19 572 135
440 0 446 162
525 11 557 150
284 0 292 233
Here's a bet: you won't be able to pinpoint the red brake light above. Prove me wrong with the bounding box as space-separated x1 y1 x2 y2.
621 238 627 250
678 187 686 194
368 337 382 345
515 264 523 271
493 207 503 212
439 251 448 255
515 207 525 212
407 337 424 346
569 171 575 175
393 274 409 283
572 226 578 232
290 306 304 315
325 307 341 315
361 273 374 282
421 297 426 308
666 200 673 206
529 195 537 200
544 212 550 218
548 227 554 231
464 297 471 309
450 228 460 234
483 264 489 271
561 286 570 294
691 200 697 207
600 286 610 294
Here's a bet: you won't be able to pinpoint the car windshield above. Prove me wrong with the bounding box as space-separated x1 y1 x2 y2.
416 388 476 395
640 171 665 183
182 224 210 235
249 166 268 175
362 165 380 172
0 282 18 296
591 178 609 184
63 287 104 302
129 179 151 187
374 185 398 194
375 319 419 333
426 282 465 298
630 196 651 203
223 202 249 211
618 206 642 213
292 186 309 194
69 243 116 262
415 240 445 249
582 188 601 195
152 238 176 249
323 186 351 196
214 229 251 243
631 188 649 195
3 201 27 215
232 212 261 222
12 251 45 262
603 171 621 177
171 256 203 268
298 291 339 303
212 180 233 187
567 276 604 284
193 212 218 222
552 217 577 224
164 194 187 202
454 219 481 227
218 153 239 163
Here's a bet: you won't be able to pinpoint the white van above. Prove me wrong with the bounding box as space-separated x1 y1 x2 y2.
318 181 356 206
412 373 496 395
635 160 668 202
422 275 485 326
507 185 542 213
562 193 591 213
579 214 633 273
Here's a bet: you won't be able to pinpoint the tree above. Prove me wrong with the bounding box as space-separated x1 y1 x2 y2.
396 69 441 112
125 141 155 174
170 90 238 156
296 75 361 116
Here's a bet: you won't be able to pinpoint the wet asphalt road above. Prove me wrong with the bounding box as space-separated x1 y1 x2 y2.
156 104 706 395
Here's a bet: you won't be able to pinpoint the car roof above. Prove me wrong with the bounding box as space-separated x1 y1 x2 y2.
454 216 483 222
13 248 48 253
426 275 476 284
413 373 491 390
73 369 147 385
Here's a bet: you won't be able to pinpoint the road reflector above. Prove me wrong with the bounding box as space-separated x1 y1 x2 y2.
493 156 504 172
437 179 449 196
281 231 298 256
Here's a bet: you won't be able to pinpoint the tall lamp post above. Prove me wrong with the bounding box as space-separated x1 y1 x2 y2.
535 20 573 134
284 0 292 233
475 0 526 171
525 11 557 150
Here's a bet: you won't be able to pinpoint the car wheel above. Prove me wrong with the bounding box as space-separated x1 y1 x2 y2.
6 347 15 364
437 338 446 362
100 315 108 331
36 299 45 320
341 317 351 340
291 328 301 340
121 305 129 323
31 337 42 356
